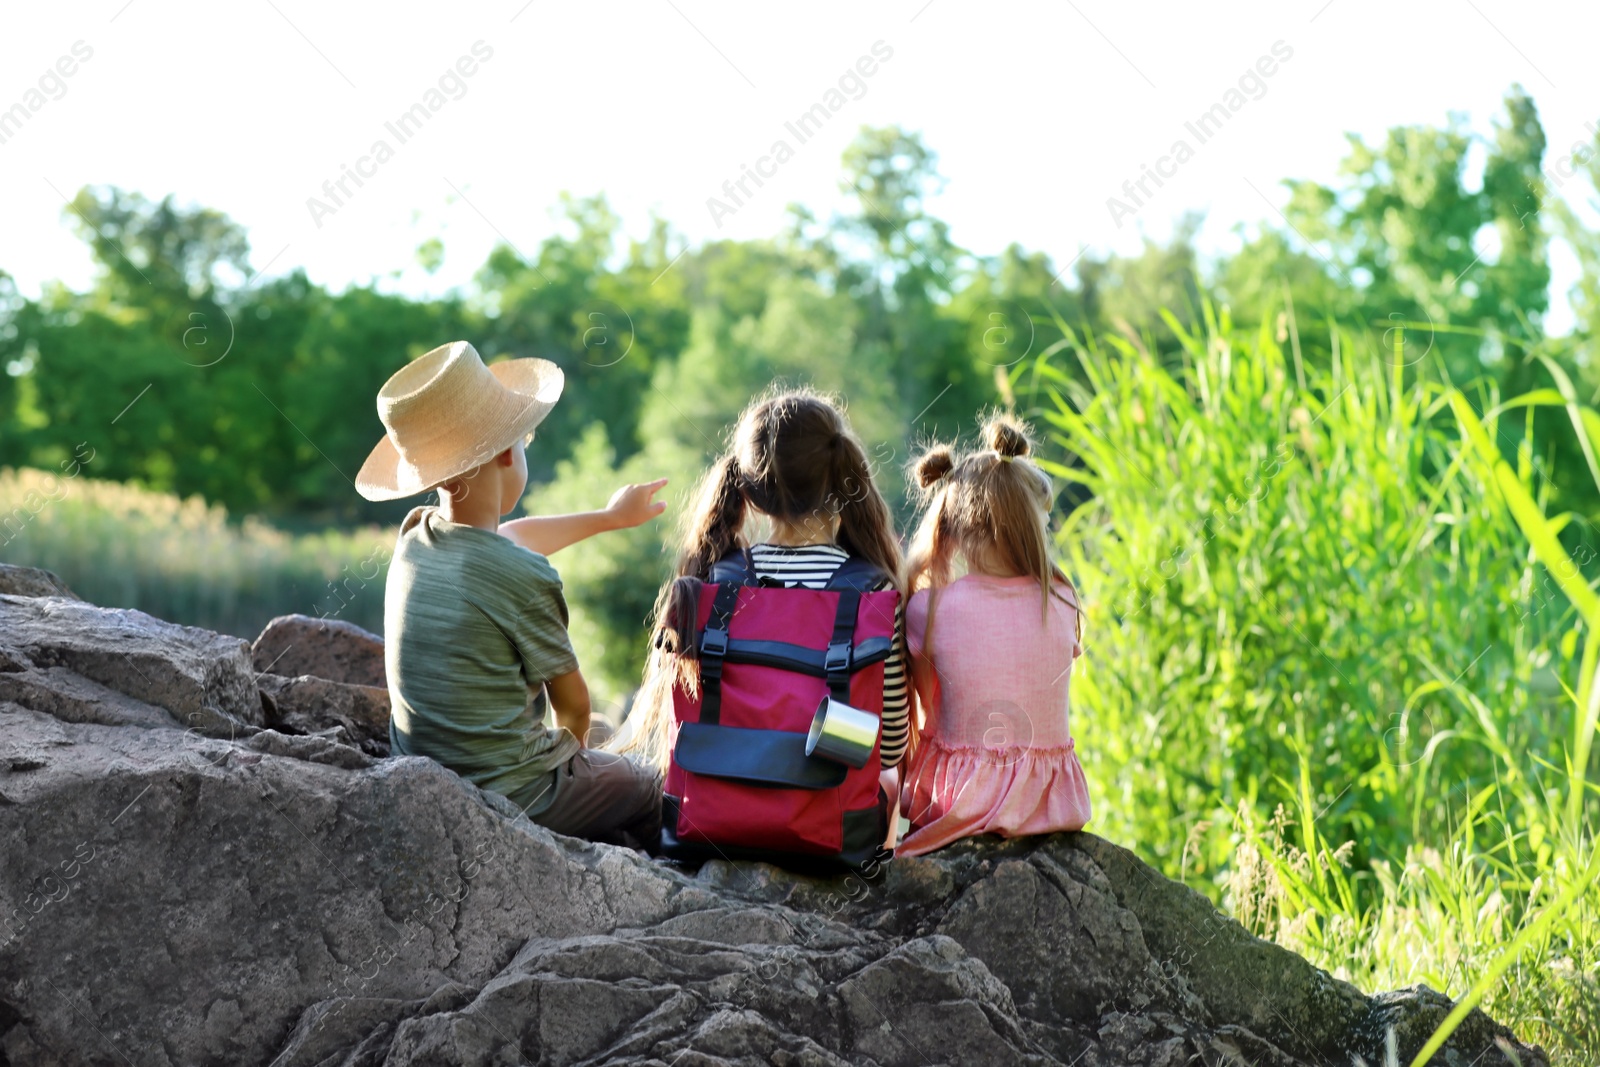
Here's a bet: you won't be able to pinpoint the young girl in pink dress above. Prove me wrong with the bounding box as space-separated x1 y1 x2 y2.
892 414 1091 856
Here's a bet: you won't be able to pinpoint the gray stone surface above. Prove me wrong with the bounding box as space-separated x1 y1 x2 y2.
0 563 81 600
0 601 1549 1067
258 672 392 757
0 593 261 739
252 614 388 690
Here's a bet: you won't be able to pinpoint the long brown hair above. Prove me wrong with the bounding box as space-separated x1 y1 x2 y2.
613 387 903 769
901 414 1081 756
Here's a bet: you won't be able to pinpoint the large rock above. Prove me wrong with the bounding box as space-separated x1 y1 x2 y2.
0 563 80 600
0 601 1548 1067
252 614 387 689
0 594 261 738
258 672 392 757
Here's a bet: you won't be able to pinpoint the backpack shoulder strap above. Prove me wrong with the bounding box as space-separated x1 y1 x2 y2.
823 554 891 703
698 547 755 725
826 555 889 592
708 546 756 585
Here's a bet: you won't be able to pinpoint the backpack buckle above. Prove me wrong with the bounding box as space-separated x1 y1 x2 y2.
700 627 729 657
824 641 852 674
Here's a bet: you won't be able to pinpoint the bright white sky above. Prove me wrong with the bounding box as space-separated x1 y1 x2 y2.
3 1 1596 332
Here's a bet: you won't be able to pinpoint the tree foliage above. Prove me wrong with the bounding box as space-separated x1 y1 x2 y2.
6 91 1600 699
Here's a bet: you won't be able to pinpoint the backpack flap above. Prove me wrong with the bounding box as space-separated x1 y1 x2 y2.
674 722 847 790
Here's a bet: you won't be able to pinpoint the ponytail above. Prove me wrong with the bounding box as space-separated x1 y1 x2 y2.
680 454 746 580
831 430 903 586
654 454 748 675
614 456 747 769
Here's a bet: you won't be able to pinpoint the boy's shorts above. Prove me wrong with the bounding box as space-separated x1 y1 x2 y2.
508 750 662 852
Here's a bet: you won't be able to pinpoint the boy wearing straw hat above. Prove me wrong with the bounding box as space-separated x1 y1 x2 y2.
357 340 667 850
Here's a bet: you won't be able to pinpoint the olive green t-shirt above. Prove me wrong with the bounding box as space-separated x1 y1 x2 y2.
385 505 581 809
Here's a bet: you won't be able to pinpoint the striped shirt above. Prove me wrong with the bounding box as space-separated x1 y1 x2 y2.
747 543 909 768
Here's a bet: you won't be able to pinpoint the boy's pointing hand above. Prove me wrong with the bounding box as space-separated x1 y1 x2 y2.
605 478 669 530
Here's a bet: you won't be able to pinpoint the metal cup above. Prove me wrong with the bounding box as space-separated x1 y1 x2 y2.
805 695 879 769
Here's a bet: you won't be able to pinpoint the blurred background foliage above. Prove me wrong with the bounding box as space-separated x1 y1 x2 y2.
6 85 1600 1059
6 90 1596 691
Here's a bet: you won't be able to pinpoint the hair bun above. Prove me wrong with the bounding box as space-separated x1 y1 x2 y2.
985 415 1032 459
913 445 956 489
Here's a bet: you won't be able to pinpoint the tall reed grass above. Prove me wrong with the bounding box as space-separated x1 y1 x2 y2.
1026 298 1599 1061
0 467 391 640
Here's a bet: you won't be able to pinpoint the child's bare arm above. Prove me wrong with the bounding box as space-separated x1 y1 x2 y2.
500 478 668 556
546 668 594 747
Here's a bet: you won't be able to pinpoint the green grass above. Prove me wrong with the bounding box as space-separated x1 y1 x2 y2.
1022 297 1600 1061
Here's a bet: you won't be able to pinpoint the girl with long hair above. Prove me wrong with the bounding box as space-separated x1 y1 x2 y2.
616 388 909 795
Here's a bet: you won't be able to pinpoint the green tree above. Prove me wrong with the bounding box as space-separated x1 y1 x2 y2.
1078 212 1206 347
0 271 23 458
65 186 250 311
836 126 988 447
474 195 689 481
1278 86 1550 382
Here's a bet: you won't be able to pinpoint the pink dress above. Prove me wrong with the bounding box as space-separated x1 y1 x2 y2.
895 573 1091 857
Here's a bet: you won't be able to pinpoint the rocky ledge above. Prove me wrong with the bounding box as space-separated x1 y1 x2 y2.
0 565 1545 1066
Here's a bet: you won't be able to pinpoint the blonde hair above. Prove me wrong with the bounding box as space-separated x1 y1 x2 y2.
611 387 903 770
901 414 1081 757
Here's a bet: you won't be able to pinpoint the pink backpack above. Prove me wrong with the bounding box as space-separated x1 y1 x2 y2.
659 548 897 869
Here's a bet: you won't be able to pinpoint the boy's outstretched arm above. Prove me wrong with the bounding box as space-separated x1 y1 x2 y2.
500 478 668 557
546 668 593 747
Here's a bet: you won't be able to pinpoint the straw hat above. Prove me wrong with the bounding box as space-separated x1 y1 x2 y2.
355 341 564 501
